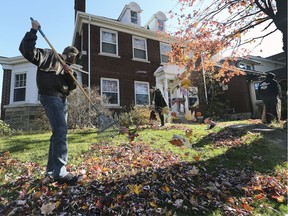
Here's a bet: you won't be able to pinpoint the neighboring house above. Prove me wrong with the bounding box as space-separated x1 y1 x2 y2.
214 53 286 119
0 56 41 130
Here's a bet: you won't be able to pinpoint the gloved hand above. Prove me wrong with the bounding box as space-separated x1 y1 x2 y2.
63 64 73 74
31 20 41 31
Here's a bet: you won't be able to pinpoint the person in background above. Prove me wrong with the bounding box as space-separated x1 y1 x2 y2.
19 19 79 185
149 109 157 126
152 88 168 127
258 72 282 124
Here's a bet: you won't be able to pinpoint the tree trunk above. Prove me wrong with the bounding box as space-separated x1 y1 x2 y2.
273 0 287 56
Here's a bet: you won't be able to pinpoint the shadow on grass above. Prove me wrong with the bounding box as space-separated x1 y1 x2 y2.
0 124 287 215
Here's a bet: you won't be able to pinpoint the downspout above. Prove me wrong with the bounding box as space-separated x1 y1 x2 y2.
201 52 208 104
88 15 91 97
246 75 254 118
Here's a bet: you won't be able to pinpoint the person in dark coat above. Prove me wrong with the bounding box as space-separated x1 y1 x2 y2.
152 88 167 126
19 19 79 185
258 72 282 124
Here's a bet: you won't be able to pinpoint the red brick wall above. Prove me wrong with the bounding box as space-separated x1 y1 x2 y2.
225 75 252 113
74 0 85 19
1 69 11 120
79 24 159 111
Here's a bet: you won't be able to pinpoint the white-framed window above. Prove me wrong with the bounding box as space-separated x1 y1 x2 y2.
134 81 150 105
253 82 261 101
160 43 171 63
158 19 164 31
131 11 138 24
238 62 253 70
13 73 26 102
100 28 118 56
101 78 120 106
132 36 148 61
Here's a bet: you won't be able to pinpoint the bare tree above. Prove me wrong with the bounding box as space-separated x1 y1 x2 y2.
170 0 287 56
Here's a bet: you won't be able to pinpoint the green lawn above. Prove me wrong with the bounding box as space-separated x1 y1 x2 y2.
0 120 287 215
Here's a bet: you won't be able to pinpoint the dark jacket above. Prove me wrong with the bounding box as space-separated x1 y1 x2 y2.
154 89 167 111
19 29 77 97
258 76 281 99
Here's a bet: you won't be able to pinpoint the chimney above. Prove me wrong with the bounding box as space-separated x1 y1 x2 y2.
74 0 86 20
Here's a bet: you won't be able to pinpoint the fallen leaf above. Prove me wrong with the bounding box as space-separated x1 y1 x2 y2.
169 138 184 147
41 202 56 215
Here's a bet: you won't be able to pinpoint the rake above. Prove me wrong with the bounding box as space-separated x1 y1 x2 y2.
30 17 118 133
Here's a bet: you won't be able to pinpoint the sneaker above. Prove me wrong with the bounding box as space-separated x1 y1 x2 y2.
55 173 78 185
208 122 216 129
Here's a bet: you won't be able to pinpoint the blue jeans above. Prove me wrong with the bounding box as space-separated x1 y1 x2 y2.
40 95 68 178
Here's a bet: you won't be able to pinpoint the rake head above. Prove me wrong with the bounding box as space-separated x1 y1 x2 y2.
97 113 119 133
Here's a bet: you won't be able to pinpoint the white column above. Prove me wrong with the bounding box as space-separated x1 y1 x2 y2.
163 75 168 103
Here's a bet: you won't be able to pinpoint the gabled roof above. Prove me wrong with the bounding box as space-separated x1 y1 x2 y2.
249 55 286 66
0 56 28 66
266 52 286 63
267 67 287 80
118 2 142 21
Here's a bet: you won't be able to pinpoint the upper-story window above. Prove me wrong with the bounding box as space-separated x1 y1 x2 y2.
133 36 148 61
101 78 120 106
100 29 118 56
160 43 171 63
158 19 164 31
13 73 26 102
131 11 138 24
134 81 150 105
238 62 253 70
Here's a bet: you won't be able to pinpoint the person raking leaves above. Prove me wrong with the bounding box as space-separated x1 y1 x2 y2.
19 19 80 185
258 72 282 124
152 87 168 127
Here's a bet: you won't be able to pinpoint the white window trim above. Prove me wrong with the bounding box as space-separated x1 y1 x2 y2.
132 36 149 62
130 10 138 25
100 77 120 106
11 72 27 104
160 42 171 64
158 19 164 31
134 81 150 106
100 28 119 57
252 81 262 102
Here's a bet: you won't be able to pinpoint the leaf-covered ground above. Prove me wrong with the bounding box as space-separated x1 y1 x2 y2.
0 123 287 215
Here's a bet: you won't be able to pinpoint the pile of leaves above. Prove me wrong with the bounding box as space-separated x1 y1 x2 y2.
0 136 287 215
205 128 246 147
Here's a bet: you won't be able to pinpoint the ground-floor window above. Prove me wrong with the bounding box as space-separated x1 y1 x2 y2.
101 78 120 106
13 73 26 102
253 82 261 101
134 81 150 105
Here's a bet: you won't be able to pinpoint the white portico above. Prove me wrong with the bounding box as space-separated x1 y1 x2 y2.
153 65 199 116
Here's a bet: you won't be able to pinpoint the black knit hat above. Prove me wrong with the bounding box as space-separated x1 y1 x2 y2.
62 46 79 55
266 72 275 79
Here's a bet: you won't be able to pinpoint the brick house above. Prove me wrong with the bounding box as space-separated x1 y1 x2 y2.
72 1 181 114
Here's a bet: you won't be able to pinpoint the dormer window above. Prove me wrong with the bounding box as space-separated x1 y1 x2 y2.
131 11 138 24
118 2 142 26
144 11 167 32
158 19 164 31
